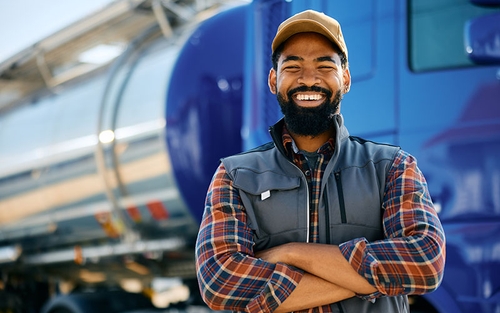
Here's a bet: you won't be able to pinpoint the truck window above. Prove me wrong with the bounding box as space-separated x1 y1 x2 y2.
409 0 500 72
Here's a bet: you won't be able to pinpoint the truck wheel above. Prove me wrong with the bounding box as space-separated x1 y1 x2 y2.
41 290 155 313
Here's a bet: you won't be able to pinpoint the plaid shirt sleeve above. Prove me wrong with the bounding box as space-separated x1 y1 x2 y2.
339 149 446 301
195 163 304 312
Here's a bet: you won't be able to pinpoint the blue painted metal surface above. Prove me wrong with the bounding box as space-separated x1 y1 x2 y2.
166 5 246 221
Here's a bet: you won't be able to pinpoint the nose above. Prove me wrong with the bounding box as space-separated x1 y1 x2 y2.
297 67 321 86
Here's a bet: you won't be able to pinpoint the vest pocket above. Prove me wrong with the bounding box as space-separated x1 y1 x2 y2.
232 169 306 250
335 171 347 223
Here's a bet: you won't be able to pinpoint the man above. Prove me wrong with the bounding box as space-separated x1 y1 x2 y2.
195 9 445 313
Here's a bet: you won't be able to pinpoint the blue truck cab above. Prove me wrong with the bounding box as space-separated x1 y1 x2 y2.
243 0 500 312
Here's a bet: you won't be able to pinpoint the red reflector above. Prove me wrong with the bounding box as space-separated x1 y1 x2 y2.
126 206 142 222
146 201 169 220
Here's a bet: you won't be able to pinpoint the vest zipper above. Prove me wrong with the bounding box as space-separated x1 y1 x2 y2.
296 167 310 243
304 170 311 243
335 172 347 223
323 192 331 244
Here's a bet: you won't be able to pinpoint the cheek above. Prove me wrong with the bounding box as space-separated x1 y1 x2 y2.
326 78 343 92
276 76 295 93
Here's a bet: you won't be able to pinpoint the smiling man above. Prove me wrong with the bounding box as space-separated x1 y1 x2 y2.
196 9 446 313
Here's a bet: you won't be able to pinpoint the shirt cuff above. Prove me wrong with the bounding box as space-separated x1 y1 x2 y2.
339 237 382 300
246 262 304 312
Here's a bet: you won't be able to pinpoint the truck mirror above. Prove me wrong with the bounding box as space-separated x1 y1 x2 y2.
465 12 500 64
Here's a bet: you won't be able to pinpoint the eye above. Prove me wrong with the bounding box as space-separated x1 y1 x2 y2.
282 65 300 72
318 65 335 71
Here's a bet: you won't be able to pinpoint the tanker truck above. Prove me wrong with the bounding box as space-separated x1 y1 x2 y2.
1 0 500 312
0 0 248 311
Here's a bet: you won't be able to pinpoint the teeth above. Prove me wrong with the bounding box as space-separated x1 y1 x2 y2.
296 94 322 101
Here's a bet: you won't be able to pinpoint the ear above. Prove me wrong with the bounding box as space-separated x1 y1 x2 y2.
268 68 277 94
343 67 351 93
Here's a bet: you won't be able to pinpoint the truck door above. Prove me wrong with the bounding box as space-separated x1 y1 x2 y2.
399 0 500 312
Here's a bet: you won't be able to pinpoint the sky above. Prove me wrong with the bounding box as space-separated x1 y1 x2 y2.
0 0 115 63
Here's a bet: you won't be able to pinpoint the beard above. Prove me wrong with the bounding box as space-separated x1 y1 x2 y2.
277 86 342 137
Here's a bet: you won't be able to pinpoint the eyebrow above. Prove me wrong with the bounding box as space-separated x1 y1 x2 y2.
281 55 338 65
316 56 337 63
281 55 303 64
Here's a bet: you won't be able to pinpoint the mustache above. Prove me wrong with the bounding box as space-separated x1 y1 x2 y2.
287 85 333 100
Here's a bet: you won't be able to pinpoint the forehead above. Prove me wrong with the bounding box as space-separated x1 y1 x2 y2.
280 32 340 60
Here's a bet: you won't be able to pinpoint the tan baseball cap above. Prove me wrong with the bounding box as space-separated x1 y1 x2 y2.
271 10 348 61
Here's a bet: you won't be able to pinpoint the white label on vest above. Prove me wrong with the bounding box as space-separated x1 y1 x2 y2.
261 190 271 201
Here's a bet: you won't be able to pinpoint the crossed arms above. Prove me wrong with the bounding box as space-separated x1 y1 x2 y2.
256 243 375 312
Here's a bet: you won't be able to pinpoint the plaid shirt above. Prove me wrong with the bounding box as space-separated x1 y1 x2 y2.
283 131 335 244
196 126 445 312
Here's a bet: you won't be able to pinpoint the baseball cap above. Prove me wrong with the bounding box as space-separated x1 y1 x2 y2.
271 10 348 61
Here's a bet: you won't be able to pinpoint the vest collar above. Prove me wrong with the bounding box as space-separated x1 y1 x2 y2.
269 114 350 155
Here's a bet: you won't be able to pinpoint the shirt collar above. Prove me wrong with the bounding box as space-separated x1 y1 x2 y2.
282 124 335 157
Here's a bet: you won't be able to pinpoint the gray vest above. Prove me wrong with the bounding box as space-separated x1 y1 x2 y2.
222 116 409 312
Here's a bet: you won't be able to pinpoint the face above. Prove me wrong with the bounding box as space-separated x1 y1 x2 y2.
269 32 351 136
